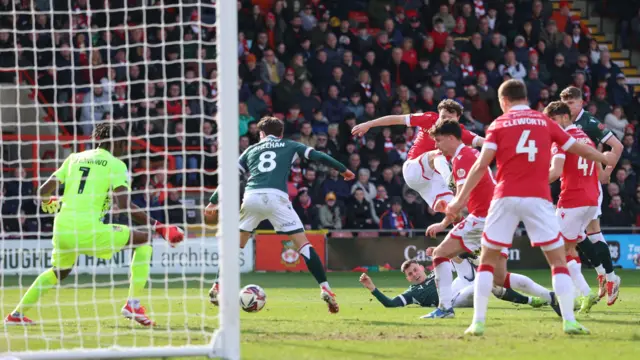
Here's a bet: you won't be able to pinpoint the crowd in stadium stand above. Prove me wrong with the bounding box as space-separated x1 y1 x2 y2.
2 0 640 236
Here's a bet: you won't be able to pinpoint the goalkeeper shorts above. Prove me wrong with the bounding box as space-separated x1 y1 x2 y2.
52 221 131 269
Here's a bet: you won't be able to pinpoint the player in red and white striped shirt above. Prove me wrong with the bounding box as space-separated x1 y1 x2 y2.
545 101 609 313
447 80 616 336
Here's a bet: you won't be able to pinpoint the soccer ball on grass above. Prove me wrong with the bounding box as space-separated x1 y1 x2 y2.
240 285 267 313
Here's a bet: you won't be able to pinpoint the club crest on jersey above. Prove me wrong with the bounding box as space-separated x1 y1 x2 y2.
560 212 565 219
457 168 466 178
280 240 301 266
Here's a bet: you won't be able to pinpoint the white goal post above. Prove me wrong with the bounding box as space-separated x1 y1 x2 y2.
0 0 239 358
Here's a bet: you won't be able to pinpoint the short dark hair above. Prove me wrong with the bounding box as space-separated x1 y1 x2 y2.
428 119 463 139
401 260 420 272
543 101 571 118
257 116 285 137
498 79 528 102
437 99 463 117
560 86 582 101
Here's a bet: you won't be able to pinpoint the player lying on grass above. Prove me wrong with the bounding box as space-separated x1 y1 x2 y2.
205 116 355 313
422 119 562 319
351 100 483 214
359 259 549 312
4 123 184 327
546 101 611 313
560 86 622 304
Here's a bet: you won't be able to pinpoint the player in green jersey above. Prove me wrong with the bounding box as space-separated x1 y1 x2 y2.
560 87 622 305
359 260 549 312
205 116 355 313
4 124 185 327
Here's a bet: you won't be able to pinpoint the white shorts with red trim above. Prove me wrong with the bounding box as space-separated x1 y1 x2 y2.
593 185 603 219
402 155 453 210
482 197 563 249
556 206 599 243
449 214 484 253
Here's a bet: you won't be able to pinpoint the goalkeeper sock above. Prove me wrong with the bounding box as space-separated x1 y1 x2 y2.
128 245 153 306
473 264 494 323
433 257 453 308
566 257 590 297
492 287 529 304
299 243 327 286
552 267 575 322
506 272 552 303
13 268 59 315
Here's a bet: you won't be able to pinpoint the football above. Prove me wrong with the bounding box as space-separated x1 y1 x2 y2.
239 285 267 313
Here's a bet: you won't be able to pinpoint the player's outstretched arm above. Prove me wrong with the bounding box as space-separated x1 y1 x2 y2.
351 115 407 137
446 147 496 216
308 150 355 180
114 186 184 246
204 190 219 225
566 142 616 166
549 156 564 183
359 273 406 308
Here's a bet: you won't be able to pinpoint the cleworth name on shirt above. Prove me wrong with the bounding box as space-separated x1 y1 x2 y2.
502 117 548 127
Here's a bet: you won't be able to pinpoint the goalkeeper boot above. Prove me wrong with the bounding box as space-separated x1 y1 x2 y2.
606 275 621 306
420 307 455 319
122 304 156 327
4 312 34 326
563 320 590 335
321 286 339 314
597 274 606 299
577 291 599 314
529 296 547 308
209 280 220 306
464 321 485 336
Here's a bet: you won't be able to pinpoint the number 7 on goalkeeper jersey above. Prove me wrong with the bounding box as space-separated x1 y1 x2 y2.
50 149 133 269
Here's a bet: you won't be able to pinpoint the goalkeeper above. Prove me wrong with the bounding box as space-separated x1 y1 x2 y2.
4 123 184 327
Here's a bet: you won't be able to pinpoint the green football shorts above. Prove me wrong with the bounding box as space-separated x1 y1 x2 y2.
51 221 131 269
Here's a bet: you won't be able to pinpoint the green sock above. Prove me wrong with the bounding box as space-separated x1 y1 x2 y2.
128 245 152 301
14 269 59 315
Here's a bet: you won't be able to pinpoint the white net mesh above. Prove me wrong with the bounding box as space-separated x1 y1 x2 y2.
0 0 238 358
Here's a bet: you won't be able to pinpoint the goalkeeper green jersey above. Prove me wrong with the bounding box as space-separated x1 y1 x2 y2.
53 148 130 224
573 109 613 145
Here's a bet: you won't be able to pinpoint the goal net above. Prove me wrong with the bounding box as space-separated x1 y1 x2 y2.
1 0 239 359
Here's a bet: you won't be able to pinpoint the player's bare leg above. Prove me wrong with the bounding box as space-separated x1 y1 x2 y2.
465 245 503 336
585 220 620 305
121 230 156 327
289 232 338 313
209 231 252 306
422 237 463 319
565 242 599 313
542 245 589 334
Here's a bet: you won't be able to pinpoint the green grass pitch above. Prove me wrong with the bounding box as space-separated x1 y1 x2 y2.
1 270 639 359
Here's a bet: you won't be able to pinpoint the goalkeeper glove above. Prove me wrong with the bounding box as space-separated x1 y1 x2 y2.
154 221 185 247
41 197 61 214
